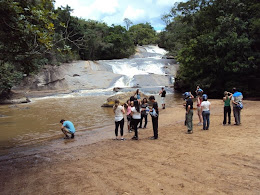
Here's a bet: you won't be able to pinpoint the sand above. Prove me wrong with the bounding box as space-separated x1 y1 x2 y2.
0 99 259 194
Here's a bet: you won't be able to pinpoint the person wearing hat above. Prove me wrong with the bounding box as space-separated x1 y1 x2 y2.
201 94 211 130
183 92 194 134
231 88 243 125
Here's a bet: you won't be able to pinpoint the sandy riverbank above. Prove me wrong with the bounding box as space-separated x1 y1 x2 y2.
0 99 259 194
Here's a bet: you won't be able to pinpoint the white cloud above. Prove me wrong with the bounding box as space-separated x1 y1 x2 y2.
54 0 181 30
91 0 119 14
122 6 145 21
156 0 175 6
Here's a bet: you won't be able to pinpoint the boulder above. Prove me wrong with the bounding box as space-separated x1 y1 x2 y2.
101 91 148 107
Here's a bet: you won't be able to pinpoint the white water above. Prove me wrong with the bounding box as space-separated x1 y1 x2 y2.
31 45 175 101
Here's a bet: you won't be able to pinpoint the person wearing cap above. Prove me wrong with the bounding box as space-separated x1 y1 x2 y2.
183 92 194 134
201 94 211 130
231 88 243 125
60 119 76 139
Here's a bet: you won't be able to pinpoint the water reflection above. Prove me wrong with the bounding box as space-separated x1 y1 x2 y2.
0 92 182 153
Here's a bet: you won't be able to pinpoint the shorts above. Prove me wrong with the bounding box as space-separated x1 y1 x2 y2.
127 115 131 125
161 97 165 104
63 127 74 134
197 107 202 113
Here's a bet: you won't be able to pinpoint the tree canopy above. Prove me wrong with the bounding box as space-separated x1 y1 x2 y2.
0 0 159 94
158 0 260 97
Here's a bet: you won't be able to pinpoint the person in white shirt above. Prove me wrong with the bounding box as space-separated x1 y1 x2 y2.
201 94 211 130
131 100 141 140
113 99 125 140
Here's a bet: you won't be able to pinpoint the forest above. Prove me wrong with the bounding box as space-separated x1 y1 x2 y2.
158 0 260 97
0 0 158 94
0 0 259 98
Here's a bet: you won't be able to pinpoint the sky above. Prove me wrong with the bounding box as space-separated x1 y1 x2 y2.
54 0 181 31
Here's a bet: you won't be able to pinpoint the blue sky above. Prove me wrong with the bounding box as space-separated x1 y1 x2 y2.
54 0 181 31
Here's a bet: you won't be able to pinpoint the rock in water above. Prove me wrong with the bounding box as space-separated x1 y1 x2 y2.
101 91 148 107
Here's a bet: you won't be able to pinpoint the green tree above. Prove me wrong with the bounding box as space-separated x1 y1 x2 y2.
129 23 158 45
161 0 260 97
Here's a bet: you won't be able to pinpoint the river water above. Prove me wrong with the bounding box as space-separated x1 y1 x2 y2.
0 45 181 156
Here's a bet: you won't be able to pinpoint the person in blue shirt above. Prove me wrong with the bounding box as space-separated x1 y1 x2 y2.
60 119 76 139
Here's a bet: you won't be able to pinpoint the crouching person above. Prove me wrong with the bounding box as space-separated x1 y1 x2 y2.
60 119 75 139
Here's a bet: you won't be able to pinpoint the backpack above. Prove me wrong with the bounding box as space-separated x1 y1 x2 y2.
237 102 243 110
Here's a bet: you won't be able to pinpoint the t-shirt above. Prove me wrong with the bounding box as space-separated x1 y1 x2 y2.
126 106 132 115
152 102 159 115
141 103 148 115
131 107 141 119
201 101 211 111
114 105 124 122
186 98 193 111
161 90 166 97
232 92 243 107
63 121 76 133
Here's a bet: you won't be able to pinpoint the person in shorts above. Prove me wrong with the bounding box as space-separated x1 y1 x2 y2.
60 119 76 139
159 87 166 109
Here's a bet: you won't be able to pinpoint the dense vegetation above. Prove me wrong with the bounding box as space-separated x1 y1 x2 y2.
158 0 260 97
0 0 157 94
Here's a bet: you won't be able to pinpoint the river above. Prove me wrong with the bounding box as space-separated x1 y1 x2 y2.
0 45 181 156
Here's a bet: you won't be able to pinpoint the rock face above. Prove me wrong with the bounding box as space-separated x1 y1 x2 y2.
101 91 148 107
13 61 120 92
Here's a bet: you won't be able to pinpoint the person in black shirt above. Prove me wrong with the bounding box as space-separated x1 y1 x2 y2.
149 96 159 139
183 92 194 134
159 87 166 109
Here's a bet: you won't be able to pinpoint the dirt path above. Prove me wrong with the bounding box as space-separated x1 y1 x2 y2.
0 100 259 194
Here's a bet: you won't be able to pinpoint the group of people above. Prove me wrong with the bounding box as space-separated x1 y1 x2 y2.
183 86 243 134
59 86 243 139
113 91 159 141
58 88 166 140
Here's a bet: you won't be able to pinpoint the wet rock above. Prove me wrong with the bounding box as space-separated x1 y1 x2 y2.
1 98 31 105
101 91 148 107
113 87 122 92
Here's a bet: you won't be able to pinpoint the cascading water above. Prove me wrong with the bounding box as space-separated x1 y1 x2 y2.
100 45 175 89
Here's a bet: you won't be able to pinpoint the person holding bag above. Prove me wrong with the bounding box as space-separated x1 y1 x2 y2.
149 96 159 140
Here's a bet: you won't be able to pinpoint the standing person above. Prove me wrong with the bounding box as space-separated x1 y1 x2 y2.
60 119 76 139
196 91 203 126
232 88 243 125
223 91 233 125
139 98 148 129
131 100 141 140
149 96 159 139
159 87 166 109
195 85 203 96
134 89 141 100
125 100 132 133
201 94 211 130
183 92 193 134
113 99 125 140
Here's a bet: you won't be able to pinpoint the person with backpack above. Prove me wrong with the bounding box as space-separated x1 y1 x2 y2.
231 88 243 125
